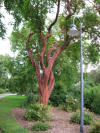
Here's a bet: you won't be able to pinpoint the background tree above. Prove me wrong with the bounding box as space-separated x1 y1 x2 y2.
0 55 12 90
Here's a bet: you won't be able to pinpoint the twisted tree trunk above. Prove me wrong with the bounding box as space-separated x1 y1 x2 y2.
26 32 71 104
25 0 79 104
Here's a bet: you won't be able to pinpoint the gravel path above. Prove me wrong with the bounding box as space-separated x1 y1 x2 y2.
12 107 92 133
0 93 16 99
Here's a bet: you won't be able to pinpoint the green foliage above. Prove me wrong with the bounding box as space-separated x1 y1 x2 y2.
0 16 6 39
84 87 94 110
20 87 39 107
0 55 13 90
88 45 100 63
25 93 38 105
70 109 93 125
0 3 6 39
50 58 78 106
84 85 100 114
5 54 38 94
89 68 100 85
2 0 58 32
83 73 95 89
66 84 80 100
60 94 80 112
0 0 100 65
24 103 52 122
49 81 67 106
32 122 52 131
90 121 100 133
0 88 5 94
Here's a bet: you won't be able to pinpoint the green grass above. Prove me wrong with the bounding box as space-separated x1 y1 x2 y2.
0 95 30 133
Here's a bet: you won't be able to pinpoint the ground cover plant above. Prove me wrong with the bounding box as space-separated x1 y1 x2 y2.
32 122 52 131
24 103 52 122
70 109 93 125
0 95 30 133
59 94 80 112
90 121 100 133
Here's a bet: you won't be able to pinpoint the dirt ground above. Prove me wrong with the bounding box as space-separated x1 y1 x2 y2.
12 107 93 133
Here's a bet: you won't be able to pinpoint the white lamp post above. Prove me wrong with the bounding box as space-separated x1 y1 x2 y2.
68 16 84 133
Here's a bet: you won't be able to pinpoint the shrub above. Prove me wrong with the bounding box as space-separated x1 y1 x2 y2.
49 81 67 106
32 122 52 131
84 87 94 110
24 103 52 122
90 121 100 133
70 109 93 125
84 85 100 114
20 88 39 107
67 85 80 99
60 95 80 112
0 88 5 94
23 93 38 107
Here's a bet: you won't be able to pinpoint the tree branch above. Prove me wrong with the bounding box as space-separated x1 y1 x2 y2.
52 38 72 62
66 0 71 16
40 20 44 39
66 0 79 19
26 32 42 95
44 38 72 83
26 32 34 47
46 43 59 64
40 33 52 71
48 71 55 99
47 38 72 72
48 0 60 33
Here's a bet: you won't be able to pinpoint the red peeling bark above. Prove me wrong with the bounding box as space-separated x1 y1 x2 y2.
26 32 71 104
25 0 77 105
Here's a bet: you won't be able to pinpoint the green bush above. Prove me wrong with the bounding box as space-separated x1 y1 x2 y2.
27 93 38 104
32 122 52 131
70 109 93 125
49 81 67 106
0 88 5 94
60 95 80 112
24 103 52 122
22 93 38 107
84 85 100 114
84 87 94 110
20 87 39 107
67 85 80 99
90 121 100 133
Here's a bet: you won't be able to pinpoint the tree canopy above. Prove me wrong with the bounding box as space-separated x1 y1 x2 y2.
0 0 100 63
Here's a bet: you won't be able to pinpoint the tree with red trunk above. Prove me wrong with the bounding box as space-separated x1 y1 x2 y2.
25 0 82 104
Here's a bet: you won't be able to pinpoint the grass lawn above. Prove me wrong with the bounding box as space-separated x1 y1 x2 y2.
0 95 30 133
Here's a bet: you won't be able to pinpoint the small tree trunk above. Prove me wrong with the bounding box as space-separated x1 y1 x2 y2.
39 86 49 104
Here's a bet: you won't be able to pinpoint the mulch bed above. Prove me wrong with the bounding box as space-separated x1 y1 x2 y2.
12 107 92 133
0 130 3 133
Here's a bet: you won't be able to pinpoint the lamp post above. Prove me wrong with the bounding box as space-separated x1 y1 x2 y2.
68 16 84 133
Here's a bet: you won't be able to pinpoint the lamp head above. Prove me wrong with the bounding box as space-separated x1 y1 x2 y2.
67 24 80 37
